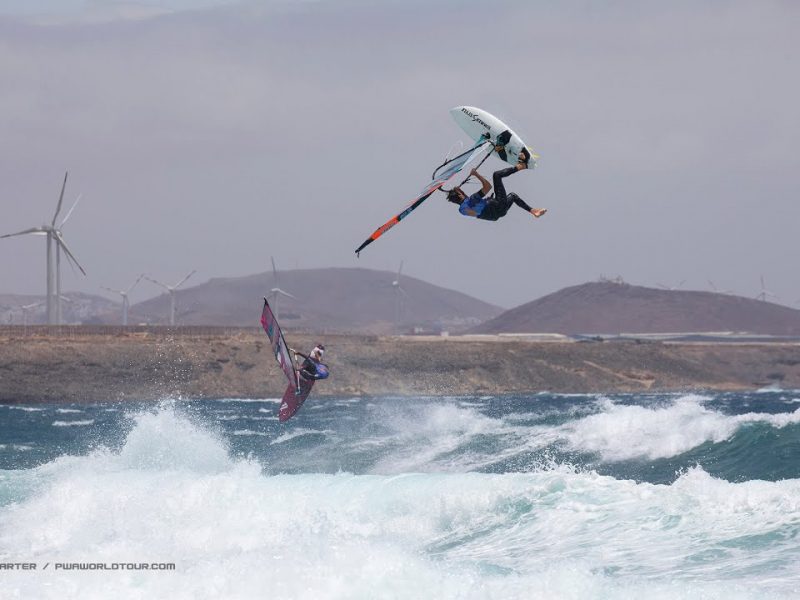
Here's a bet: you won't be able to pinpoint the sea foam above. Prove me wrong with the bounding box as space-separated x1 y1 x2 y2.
559 396 800 461
2 403 799 598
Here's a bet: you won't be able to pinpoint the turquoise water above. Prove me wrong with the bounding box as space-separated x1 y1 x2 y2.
2 391 800 598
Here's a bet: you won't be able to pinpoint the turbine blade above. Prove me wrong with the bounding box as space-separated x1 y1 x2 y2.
59 193 82 228
52 171 68 227
398 260 404 278
1 227 47 238
143 275 170 290
54 232 86 276
271 256 278 286
276 289 296 300
125 274 144 294
174 269 196 289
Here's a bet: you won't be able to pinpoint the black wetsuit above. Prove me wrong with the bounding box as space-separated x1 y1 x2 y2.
297 353 323 381
479 166 533 221
448 166 533 221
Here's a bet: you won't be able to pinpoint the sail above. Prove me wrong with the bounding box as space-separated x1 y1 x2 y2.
354 180 444 256
431 140 491 183
260 298 297 389
354 140 491 256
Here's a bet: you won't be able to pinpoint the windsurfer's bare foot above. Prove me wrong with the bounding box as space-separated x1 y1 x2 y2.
531 208 547 218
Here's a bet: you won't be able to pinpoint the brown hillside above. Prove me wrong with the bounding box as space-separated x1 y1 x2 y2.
128 267 502 333
471 281 800 335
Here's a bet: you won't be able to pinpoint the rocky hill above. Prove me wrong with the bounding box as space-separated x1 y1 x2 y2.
127 268 502 334
471 282 800 335
0 292 118 326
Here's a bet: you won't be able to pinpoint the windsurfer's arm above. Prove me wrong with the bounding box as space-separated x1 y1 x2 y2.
471 168 491 196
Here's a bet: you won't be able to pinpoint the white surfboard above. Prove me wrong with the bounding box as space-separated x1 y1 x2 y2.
450 106 538 168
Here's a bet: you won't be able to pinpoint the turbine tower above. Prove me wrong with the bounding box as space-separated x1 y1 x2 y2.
755 275 778 303
102 275 143 326
268 257 296 321
144 270 196 326
0 172 86 324
392 260 408 335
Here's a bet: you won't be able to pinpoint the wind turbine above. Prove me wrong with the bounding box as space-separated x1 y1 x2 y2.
102 275 143 326
0 172 86 324
392 261 408 335
54 191 83 325
268 257 296 320
656 279 686 291
755 275 778 303
707 280 734 295
144 270 196 326
20 301 44 328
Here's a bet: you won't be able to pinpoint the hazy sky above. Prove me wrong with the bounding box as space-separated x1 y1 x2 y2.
1 0 798 310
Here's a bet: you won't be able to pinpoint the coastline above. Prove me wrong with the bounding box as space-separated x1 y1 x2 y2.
2 329 800 403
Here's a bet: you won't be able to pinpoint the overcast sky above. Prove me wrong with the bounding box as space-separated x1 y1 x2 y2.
1 0 798 310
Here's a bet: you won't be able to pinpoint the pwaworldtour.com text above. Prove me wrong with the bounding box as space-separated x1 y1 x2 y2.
1 562 176 572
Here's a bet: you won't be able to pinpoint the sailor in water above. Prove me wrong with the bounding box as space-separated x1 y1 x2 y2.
447 152 546 221
290 343 328 381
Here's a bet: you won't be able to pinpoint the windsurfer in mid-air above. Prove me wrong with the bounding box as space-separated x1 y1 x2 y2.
290 343 328 382
447 151 546 221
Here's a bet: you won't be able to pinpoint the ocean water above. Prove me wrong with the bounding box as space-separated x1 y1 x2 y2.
1 390 800 599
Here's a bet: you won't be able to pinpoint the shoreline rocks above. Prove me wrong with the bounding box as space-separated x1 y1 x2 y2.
2 331 799 403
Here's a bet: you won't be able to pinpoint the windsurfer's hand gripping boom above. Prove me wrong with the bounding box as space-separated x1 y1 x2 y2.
290 344 329 381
